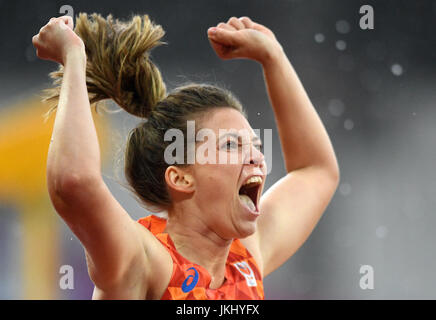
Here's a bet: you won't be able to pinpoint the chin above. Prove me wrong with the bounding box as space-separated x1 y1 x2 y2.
235 221 257 239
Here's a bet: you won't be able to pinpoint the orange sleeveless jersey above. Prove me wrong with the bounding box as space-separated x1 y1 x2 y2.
137 215 265 300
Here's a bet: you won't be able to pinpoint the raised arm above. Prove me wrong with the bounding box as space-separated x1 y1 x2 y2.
207 17 340 276
33 16 157 297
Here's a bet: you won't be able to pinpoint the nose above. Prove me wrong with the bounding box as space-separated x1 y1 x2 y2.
244 143 265 167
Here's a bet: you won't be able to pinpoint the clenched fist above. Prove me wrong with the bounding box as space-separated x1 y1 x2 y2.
32 16 84 65
207 16 283 65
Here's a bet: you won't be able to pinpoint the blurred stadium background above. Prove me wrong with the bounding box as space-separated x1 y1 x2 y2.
0 0 435 299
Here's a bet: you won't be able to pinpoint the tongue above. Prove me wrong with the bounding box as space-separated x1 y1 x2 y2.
239 194 256 212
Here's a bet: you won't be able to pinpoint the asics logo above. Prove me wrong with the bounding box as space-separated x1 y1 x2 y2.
181 267 199 293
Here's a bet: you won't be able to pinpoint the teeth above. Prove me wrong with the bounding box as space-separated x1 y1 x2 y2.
243 176 263 186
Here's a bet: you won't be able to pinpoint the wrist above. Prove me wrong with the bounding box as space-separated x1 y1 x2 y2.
63 44 86 67
260 43 285 68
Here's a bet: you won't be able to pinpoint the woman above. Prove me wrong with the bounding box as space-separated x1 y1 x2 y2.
32 13 340 300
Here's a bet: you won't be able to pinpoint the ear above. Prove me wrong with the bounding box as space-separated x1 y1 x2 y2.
164 166 195 194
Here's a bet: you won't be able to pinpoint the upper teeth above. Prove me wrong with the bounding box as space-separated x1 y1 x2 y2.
243 176 263 186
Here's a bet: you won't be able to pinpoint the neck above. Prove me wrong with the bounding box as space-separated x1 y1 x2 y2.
165 205 232 288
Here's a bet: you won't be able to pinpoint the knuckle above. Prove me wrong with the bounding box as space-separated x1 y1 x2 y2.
48 18 60 26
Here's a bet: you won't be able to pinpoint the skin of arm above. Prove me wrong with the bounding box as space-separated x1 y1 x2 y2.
208 17 340 277
33 17 170 296
257 45 340 276
46 41 100 184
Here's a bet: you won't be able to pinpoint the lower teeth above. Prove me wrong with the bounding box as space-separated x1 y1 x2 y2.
239 194 256 211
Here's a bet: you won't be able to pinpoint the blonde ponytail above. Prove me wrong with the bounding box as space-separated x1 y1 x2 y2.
43 13 166 119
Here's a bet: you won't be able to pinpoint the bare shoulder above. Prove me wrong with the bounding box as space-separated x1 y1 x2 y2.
90 221 173 300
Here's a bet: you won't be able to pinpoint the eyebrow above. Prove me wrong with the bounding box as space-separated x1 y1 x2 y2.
218 132 262 143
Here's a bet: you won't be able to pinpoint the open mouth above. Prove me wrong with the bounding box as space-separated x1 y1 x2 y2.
238 176 262 213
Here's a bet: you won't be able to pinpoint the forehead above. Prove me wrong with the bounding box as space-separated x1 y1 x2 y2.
200 108 255 136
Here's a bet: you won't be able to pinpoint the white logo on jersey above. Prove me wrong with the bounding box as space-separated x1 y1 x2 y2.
233 261 257 287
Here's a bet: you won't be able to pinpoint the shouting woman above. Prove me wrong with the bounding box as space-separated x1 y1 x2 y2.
32 13 339 299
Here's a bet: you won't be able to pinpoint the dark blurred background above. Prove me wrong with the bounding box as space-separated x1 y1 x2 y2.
0 0 435 299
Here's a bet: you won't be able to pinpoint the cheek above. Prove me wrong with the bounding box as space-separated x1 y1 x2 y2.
216 164 241 205
197 164 240 199
216 162 241 182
